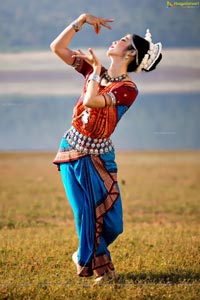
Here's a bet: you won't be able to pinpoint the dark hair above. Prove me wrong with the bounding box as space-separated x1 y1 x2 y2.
127 34 162 73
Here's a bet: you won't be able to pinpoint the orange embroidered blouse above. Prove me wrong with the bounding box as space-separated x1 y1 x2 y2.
71 60 138 139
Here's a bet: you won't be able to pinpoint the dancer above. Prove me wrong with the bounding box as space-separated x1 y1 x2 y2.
50 13 162 284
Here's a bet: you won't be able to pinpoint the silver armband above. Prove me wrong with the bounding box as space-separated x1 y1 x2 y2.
71 19 82 32
107 91 116 106
88 73 101 84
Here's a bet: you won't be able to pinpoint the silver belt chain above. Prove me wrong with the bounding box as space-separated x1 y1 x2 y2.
65 127 114 155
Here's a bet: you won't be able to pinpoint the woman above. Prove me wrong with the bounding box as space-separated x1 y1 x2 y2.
51 13 162 284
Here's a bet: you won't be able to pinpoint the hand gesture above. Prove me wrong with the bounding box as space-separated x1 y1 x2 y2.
72 48 101 68
80 13 114 34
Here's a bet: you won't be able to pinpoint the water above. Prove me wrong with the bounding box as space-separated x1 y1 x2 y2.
0 93 199 151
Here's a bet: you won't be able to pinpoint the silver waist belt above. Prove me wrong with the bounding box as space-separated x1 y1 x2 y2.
66 127 114 155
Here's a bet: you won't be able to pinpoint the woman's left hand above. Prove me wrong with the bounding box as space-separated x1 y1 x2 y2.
72 48 101 70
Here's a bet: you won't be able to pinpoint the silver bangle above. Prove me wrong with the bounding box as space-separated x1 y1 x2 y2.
107 91 116 105
71 19 82 32
88 73 101 84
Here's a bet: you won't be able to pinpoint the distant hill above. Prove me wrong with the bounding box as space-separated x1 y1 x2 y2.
0 0 200 51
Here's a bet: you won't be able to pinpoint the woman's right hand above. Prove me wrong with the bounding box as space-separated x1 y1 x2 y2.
78 13 114 34
50 13 114 66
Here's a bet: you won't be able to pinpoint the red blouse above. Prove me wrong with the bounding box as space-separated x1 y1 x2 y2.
71 60 138 139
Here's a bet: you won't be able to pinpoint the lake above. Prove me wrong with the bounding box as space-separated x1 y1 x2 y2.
0 49 199 151
0 92 199 151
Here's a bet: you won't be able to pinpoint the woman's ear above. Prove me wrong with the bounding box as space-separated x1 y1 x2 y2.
125 49 136 60
128 49 137 57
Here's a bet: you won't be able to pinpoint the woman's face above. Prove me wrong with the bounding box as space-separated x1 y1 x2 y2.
107 34 132 57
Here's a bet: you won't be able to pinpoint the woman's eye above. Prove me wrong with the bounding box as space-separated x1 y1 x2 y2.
120 38 126 42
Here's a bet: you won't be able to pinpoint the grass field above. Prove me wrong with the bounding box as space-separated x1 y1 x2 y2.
0 151 200 299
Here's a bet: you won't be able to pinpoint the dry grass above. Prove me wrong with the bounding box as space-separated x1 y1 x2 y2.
0 151 200 299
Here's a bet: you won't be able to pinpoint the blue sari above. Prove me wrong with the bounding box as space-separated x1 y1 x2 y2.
59 140 123 277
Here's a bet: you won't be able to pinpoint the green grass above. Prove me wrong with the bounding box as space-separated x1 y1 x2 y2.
0 151 200 299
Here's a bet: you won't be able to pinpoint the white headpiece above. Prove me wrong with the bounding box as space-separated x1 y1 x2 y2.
135 29 162 73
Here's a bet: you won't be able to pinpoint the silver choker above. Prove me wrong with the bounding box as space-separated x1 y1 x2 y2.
103 71 127 82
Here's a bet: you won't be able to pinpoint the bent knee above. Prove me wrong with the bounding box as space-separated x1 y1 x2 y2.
106 221 123 240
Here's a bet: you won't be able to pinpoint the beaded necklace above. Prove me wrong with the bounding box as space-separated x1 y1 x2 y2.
103 71 127 82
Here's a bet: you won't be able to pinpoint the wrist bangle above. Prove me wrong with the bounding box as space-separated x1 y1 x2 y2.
107 91 116 106
71 19 82 32
88 73 101 84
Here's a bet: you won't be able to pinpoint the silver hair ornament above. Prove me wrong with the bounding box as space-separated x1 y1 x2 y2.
136 29 162 73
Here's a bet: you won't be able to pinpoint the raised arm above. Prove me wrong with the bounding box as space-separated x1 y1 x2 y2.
50 13 114 66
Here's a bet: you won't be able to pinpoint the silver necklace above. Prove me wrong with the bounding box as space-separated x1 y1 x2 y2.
103 71 127 82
